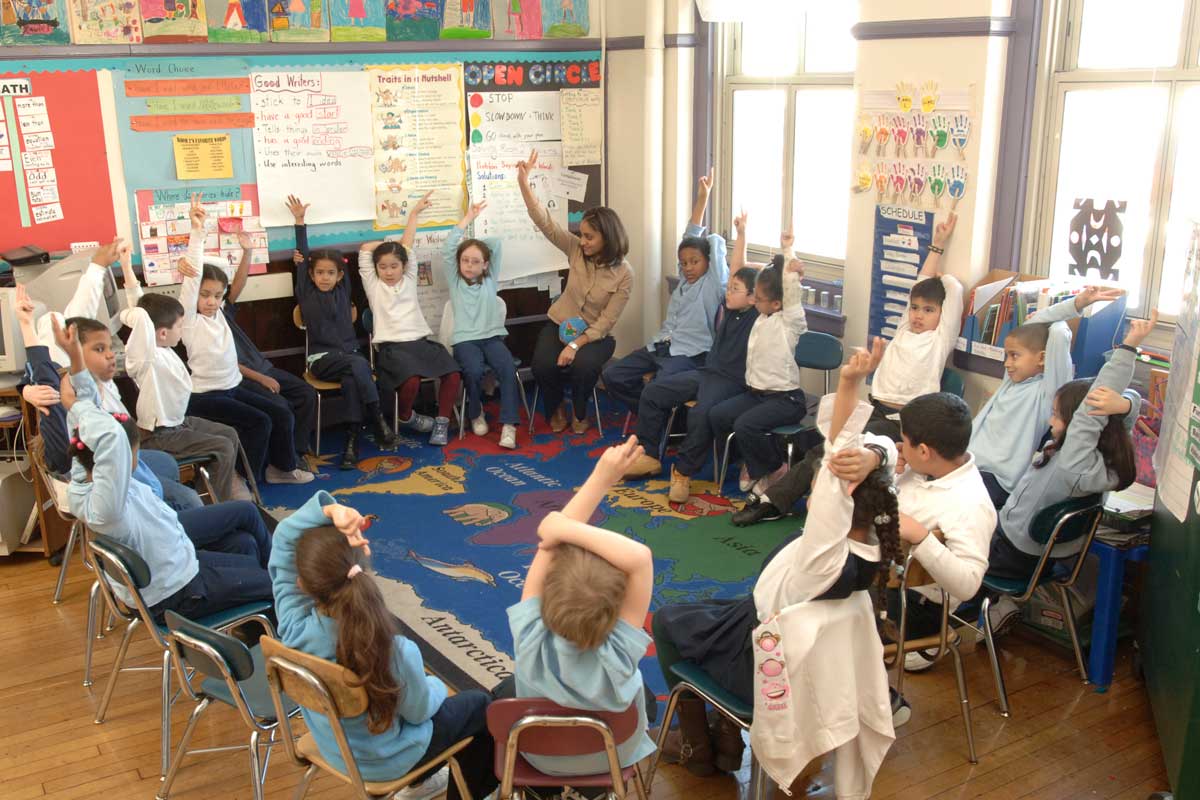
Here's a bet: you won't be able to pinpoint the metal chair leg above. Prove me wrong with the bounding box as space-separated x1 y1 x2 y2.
515 368 531 423
95 618 141 723
647 682 687 789
893 583 910 699
529 386 539 436
237 443 263 506
160 647 173 779
716 433 735 497
659 407 678 462
314 393 322 457
83 580 100 687
293 763 318 800
593 388 603 437
52 520 80 604
458 386 468 441
949 640 978 763
447 756 471 800
248 729 265 800
980 596 1011 717
622 411 632 438
156 697 210 800
1057 583 1090 684
631 766 650 800
749 757 774 800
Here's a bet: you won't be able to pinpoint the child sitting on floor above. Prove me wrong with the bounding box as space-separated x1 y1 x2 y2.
289 194 402 468
602 169 728 415
269 491 496 799
507 436 656 777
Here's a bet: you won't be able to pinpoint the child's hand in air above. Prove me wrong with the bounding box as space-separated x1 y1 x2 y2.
237 231 253 252
22 383 60 416
286 194 310 225
14 284 35 325
516 148 539 184
780 224 795 252
292 250 304 266
412 190 435 218
592 435 646 487
785 258 805 278
92 237 124 267
50 315 81 359
1085 386 1134 417
189 193 206 231
697 166 714 198
1123 309 1159 347
177 256 199 279
933 211 957 248
733 209 747 239
1074 285 1125 311
324 503 371 555
462 198 486 224
840 337 885 382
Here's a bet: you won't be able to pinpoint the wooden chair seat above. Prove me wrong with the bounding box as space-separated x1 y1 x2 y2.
303 372 342 392
296 732 472 795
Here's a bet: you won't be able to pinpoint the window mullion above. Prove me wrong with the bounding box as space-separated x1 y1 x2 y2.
1137 83 1179 315
781 86 798 240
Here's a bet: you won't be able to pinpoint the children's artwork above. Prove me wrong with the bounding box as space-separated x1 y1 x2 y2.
139 0 207 41
269 0 327 41
68 0 144 43
134 185 265 284
329 0 383 41
539 0 583 37
440 0 490 38
490 0 538 39
385 0 441 40
370 63 467 229
1 0 71 44
1068 199 1125 282
207 0 268 41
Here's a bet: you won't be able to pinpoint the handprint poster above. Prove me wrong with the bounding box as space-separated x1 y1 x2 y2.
208 0 269 41
139 0 207 41
68 0 144 43
1 0 71 44
329 0 383 41
269 0 328 41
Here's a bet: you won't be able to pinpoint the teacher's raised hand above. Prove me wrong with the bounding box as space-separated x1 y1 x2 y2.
516 148 538 185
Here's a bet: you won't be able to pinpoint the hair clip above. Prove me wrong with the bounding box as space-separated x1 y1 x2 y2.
347 564 363 580
874 513 892 526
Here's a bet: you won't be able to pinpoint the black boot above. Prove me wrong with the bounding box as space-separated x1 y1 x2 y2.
340 428 359 470
373 413 400 448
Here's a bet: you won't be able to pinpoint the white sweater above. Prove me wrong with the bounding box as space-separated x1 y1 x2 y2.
871 274 964 406
359 249 433 344
744 269 809 393
180 233 240 393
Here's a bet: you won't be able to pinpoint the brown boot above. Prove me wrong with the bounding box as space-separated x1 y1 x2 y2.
623 453 663 480
571 416 590 435
710 714 746 773
662 696 715 776
669 465 691 504
549 405 569 432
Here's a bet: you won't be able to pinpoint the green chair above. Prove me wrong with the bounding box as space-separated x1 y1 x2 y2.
941 367 965 398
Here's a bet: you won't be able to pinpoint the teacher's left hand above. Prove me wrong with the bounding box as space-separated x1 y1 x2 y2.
557 346 577 367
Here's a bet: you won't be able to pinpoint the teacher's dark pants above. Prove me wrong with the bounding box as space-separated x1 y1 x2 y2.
531 322 615 422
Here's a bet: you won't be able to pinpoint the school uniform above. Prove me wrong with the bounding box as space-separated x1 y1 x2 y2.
637 301 758 473
707 269 808 481
442 228 520 425
526 204 632 421
602 223 728 412
67 370 272 624
120 283 242 503
269 491 496 800
35 259 114 366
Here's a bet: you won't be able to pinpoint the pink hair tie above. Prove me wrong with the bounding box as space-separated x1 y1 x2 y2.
347 564 364 580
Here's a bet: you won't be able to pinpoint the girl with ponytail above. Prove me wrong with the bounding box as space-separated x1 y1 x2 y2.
269 492 497 798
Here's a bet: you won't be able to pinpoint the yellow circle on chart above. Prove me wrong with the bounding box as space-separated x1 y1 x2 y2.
470 113 482 127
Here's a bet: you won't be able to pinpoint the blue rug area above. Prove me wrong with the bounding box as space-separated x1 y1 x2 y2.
260 399 802 699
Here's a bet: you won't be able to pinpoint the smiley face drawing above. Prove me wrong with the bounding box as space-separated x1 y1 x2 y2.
756 631 779 653
761 682 789 702
759 658 785 678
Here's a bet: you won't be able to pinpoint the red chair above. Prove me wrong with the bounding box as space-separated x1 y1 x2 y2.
487 698 650 800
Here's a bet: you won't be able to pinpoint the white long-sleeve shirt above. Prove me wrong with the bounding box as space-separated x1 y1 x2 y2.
751 396 895 798
897 454 997 606
36 259 113 365
180 233 240 392
744 269 809 392
120 278 192 430
871 274 964 406
359 249 433 344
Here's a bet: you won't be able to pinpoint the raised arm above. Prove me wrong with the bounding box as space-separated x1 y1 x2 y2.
267 491 346 649
64 237 123 320
66 391 131 528
830 339 884 442
730 211 748 272
442 198 487 280
401 190 433 250
287 195 312 297
920 211 956 278
226 232 254 304
119 306 157 381
120 244 144 309
781 259 809 342
178 194 206 325
516 148 579 256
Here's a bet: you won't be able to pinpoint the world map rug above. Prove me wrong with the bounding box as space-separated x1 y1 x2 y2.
260 401 805 701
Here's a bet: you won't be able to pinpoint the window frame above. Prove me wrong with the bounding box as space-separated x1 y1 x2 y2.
716 18 855 280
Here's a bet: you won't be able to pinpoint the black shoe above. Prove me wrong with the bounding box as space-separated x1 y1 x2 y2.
373 414 401 448
340 430 359 470
731 500 782 527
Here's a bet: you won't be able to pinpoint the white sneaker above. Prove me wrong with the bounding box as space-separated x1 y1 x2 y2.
738 464 753 493
904 650 938 673
229 477 253 502
499 424 518 449
471 415 489 436
397 766 449 800
265 465 315 484
987 595 1022 638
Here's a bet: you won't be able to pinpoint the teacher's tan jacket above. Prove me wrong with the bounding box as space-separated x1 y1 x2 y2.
528 204 633 342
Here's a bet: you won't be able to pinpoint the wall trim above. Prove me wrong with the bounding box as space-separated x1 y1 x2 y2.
851 16 1016 40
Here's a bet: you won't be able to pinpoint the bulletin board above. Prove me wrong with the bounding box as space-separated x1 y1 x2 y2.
0 49 603 263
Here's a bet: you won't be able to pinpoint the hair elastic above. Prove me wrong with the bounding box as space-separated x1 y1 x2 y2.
347 564 364 580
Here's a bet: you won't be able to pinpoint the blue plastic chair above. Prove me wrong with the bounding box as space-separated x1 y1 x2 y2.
717 332 844 496
87 533 275 780
941 367 966 398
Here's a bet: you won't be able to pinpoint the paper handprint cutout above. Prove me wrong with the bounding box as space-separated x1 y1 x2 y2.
929 164 947 207
853 163 873 194
889 162 907 204
874 163 889 202
920 80 940 114
857 114 875 155
911 113 929 158
892 115 910 158
874 115 891 156
896 81 915 113
948 165 968 209
951 114 971 160
930 115 950 154
908 164 927 205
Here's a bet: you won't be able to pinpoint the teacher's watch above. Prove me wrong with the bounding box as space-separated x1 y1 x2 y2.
568 341 579 350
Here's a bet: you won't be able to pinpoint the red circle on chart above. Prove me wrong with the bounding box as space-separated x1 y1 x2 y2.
469 94 483 108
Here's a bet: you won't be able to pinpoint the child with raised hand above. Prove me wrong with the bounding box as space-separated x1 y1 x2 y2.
602 168 728 416
972 285 1130 507
179 195 313 486
507 436 655 776
269 491 496 799
358 191 462 448
289 194 402 469
61 322 273 624
980 312 1153 633
34 236 123 365
120 238 250 503
438 197 521 449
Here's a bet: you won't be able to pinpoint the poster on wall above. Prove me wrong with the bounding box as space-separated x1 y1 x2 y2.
558 86 600 164
385 0 441 40
139 0 208 42
467 89 560 145
1068 198 1125 283
868 204 932 342
539 0 585 37
250 71 376 227
68 0 144 43
269 0 328 41
207 0 269 41
1 0 71 44
440 0 490 38
489 0 538 39
1156 224 1200 519
369 63 467 229
329 0 385 41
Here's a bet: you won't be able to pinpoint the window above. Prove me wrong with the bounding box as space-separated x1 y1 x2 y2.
1029 0 1200 318
722 8 857 268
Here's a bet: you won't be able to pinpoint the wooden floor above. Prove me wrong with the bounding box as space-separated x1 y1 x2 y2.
0 551 1172 800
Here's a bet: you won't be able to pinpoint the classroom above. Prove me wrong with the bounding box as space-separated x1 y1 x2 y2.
0 1 1196 799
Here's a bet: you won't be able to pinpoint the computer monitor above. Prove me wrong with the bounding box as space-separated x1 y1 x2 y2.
21 251 126 335
0 288 30 374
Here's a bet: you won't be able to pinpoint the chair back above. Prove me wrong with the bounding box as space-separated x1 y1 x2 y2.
260 635 372 783
1023 494 1104 594
794 332 843 394
87 533 168 646
165 610 270 729
439 300 455 354
29 434 73 520
940 368 965 398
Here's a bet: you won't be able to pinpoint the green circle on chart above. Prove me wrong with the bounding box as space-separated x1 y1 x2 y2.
471 129 484 144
